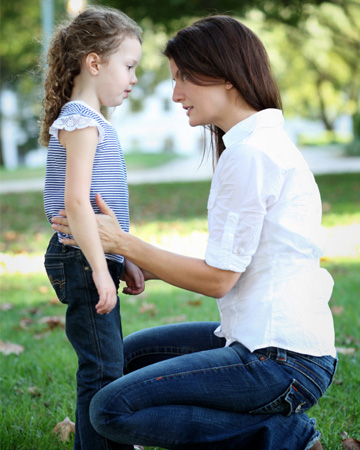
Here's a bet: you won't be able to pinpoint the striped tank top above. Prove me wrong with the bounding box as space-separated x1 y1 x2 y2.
44 101 129 263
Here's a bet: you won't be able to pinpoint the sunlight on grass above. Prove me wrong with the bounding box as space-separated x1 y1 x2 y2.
0 222 359 275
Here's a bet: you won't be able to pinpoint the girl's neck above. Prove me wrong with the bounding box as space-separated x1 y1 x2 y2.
70 93 101 113
70 76 101 113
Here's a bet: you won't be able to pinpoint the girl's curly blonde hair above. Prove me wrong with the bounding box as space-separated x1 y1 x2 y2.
39 6 142 146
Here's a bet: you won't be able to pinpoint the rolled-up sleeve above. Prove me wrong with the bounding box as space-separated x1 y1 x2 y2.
205 144 282 273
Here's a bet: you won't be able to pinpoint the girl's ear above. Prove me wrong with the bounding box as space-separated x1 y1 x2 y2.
85 53 101 75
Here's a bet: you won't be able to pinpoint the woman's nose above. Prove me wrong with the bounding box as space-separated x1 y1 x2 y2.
172 83 183 103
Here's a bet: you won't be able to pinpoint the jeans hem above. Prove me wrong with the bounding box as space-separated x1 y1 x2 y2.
304 418 320 450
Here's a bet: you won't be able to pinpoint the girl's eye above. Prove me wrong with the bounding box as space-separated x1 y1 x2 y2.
127 65 134 70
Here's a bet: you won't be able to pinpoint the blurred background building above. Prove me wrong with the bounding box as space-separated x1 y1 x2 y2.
1 0 359 170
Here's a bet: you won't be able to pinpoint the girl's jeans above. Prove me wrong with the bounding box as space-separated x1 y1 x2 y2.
90 322 337 450
45 233 125 450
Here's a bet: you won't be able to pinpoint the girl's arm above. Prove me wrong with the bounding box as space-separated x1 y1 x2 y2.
53 194 241 299
61 127 117 314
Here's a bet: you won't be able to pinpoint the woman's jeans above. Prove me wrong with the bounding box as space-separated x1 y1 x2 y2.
44 233 125 450
90 322 337 450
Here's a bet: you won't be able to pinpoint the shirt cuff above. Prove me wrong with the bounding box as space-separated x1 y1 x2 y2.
205 240 250 273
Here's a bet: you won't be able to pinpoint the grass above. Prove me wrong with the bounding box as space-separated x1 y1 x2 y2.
0 151 182 182
1 173 360 449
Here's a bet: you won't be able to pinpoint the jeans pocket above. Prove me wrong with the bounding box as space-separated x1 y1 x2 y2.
249 379 317 416
45 262 66 303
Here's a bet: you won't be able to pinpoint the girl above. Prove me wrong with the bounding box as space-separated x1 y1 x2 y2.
40 7 144 449
53 15 337 450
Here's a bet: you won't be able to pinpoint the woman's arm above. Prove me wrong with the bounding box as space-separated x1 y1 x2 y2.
61 128 117 314
52 194 241 298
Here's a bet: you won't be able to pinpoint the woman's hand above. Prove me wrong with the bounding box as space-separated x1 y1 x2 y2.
93 194 127 254
51 212 75 244
52 194 241 298
51 193 124 254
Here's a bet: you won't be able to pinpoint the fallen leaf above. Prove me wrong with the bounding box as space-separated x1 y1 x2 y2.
0 341 24 355
38 316 65 329
344 335 359 346
336 347 356 356
165 315 187 324
34 331 51 340
0 303 13 311
20 318 34 330
21 307 41 316
139 302 156 315
331 305 344 316
49 297 60 305
4 230 18 241
188 299 202 307
52 417 75 442
28 386 42 397
342 437 360 450
39 285 49 294
322 202 331 213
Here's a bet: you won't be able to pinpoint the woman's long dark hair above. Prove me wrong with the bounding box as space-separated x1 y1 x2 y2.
163 15 282 163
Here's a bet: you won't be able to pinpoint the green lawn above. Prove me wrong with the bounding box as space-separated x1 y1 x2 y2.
0 151 182 182
1 173 359 449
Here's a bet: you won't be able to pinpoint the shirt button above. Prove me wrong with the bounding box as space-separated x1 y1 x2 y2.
259 356 266 361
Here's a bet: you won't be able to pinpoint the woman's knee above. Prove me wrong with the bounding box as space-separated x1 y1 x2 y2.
89 389 107 433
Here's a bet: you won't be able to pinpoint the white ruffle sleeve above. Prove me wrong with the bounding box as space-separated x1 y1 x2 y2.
49 114 105 143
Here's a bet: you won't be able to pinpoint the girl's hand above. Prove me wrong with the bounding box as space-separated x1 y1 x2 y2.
92 269 118 314
122 259 145 295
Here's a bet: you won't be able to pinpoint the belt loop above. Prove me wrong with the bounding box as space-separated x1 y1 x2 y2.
276 347 287 362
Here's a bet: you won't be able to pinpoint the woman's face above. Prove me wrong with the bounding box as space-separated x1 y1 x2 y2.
169 59 232 132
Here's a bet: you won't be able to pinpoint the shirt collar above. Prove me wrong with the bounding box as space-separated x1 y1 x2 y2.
222 109 284 148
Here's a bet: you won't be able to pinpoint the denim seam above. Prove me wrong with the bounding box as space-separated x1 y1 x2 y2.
78 255 105 391
116 359 267 401
277 360 326 395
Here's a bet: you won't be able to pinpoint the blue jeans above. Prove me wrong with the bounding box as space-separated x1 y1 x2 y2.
90 322 337 450
44 233 125 450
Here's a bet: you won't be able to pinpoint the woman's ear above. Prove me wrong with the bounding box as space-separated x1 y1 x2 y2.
85 53 101 75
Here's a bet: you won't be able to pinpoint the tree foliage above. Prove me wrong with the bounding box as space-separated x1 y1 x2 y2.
97 0 348 28
245 1 360 131
0 0 359 158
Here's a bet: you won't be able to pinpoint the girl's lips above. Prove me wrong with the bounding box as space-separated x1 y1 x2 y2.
185 106 193 116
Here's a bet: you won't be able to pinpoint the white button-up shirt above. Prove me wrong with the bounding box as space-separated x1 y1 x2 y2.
206 109 336 357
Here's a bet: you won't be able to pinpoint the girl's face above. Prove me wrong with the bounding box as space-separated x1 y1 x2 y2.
169 59 232 132
97 36 142 108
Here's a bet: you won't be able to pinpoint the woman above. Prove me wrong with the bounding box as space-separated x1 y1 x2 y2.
52 15 337 450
